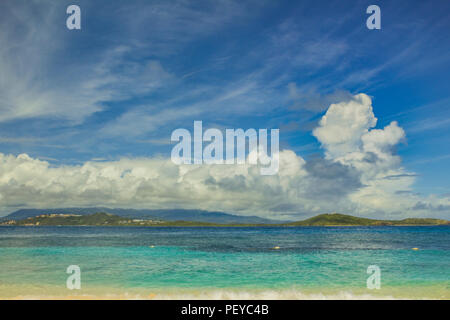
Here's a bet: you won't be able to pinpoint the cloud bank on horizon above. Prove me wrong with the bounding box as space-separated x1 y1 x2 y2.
0 0 449 218
1 94 449 219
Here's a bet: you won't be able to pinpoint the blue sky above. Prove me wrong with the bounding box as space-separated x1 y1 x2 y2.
0 0 449 218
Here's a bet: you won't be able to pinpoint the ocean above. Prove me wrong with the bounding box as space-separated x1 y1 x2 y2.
0 226 449 299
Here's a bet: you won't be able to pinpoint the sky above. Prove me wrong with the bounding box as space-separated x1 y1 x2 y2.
0 0 449 219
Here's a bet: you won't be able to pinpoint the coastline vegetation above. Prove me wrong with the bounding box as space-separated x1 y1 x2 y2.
1 212 448 227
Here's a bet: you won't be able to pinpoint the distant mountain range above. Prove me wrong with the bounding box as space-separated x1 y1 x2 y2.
2 212 448 227
2 207 286 224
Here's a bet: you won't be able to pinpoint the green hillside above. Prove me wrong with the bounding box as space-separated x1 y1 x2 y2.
286 213 376 226
284 213 449 226
1 212 448 227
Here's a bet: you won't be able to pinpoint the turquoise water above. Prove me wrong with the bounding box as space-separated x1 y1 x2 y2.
0 226 449 297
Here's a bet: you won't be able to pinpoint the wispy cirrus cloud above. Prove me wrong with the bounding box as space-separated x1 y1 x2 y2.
0 0 449 218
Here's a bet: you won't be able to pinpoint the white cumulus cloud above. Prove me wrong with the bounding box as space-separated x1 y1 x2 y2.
0 94 448 220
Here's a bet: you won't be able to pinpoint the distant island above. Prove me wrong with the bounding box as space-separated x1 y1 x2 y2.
2 207 282 224
1 212 448 227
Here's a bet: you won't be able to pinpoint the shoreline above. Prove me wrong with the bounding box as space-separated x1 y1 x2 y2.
1 285 448 300
1 224 449 228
